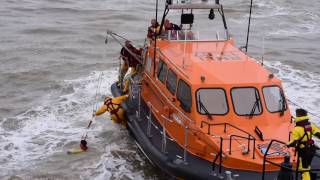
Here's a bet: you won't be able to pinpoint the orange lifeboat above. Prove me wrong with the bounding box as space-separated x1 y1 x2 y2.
109 0 320 179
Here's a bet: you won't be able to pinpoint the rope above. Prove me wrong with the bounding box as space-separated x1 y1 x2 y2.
287 99 320 120
81 71 103 140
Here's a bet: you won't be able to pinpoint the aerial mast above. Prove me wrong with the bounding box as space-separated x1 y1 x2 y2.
244 0 254 53
152 0 159 77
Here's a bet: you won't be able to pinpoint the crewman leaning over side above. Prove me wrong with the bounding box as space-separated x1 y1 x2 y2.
118 41 142 94
287 108 320 180
95 95 128 128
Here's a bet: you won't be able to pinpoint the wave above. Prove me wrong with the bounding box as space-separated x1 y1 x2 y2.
264 61 320 122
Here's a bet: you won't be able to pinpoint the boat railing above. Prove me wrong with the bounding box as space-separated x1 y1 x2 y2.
146 102 225 173
167 0 222 10
262 139 320 180
160 30 199 41
201 121 256 160
160 30 227 42
127 63 226 174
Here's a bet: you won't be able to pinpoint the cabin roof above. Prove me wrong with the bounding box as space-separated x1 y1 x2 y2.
157 40 281 86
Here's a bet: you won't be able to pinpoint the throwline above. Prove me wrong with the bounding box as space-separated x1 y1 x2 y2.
67 72 103 154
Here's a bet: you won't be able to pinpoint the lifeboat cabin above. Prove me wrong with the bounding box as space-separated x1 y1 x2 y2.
110 0 320 179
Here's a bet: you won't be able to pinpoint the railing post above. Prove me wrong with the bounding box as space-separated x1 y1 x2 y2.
161 117 167 153
252 139 256 159
128 81 133 103
147 104 152 137
262 156 266 180
136 84 142 121
229 136 232 155
289 131 291 142
219 137 223 174
247 134 251 153
183 126 188 163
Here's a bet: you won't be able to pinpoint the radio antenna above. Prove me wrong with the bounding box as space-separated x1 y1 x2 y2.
261 33 265 66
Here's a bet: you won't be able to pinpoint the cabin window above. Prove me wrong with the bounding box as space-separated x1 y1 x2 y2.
166 69 177 95
263 86 287 113
145 56 152 74
157 59 168 83
177 80 192 112
231 87 262 116
196 88 228 115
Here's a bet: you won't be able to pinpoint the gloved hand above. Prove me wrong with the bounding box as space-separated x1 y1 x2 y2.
287 140 297 148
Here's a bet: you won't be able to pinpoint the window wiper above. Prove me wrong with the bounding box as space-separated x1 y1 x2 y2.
198 95 213 120
248 90 261 118
279 91 286 116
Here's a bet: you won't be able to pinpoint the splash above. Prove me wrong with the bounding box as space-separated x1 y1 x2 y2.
0 69 148 179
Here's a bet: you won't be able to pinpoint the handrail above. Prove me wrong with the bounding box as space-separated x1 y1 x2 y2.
212 137 224 174
200 121 256 160
262 139 320 180
200 121 255 139
144 98 226 172
229 134 256 159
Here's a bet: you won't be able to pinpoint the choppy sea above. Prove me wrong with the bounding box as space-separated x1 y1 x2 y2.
0 0 319 179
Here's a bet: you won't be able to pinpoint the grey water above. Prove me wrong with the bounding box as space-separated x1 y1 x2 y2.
0 0 319 179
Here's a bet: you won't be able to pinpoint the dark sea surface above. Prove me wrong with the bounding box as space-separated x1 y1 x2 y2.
0 0 319 179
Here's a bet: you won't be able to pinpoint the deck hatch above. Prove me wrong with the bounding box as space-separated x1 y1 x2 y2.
194 51 241 61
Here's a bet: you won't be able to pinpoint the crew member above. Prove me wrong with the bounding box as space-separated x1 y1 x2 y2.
287 108 320 180
119 41 142 93
95 95 128 128
162 19 181 40
147 19 160 39
164 19 181 31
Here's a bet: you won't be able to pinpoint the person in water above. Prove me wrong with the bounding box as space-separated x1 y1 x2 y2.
119 40 142 94
95 95 128 128
67 96 128 154
147 19 160 39
287 108 320 180
67 139 88 154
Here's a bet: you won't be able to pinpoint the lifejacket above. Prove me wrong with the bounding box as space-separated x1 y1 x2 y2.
104 98 121 121
298 122 315 148
147 23 160 39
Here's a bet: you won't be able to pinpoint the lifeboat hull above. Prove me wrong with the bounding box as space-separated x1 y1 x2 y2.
111 82 281 180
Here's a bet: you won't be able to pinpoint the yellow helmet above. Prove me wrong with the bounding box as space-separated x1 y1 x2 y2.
295 116 310 123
